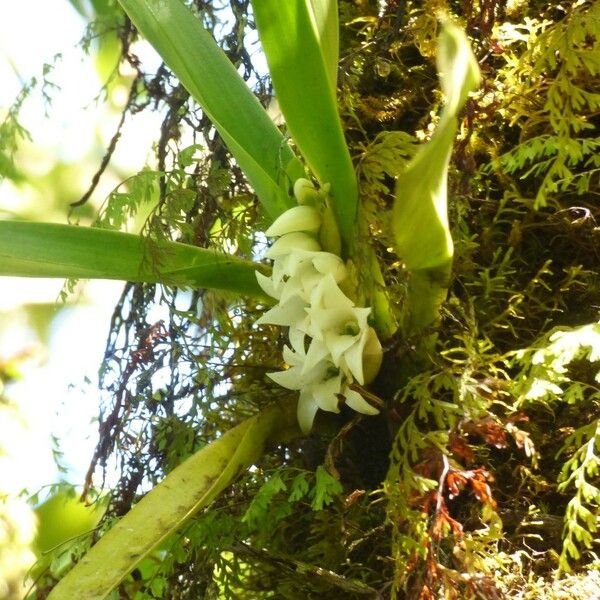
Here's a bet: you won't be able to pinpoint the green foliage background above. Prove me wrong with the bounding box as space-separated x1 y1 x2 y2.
10 0 600 598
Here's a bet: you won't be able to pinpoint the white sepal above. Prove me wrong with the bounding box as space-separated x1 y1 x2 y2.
344 388 379 415
297 390 320 433
311 372 342 413
265 232 320 259
256 295 307 328
309 274 355 311
255 271 281 299
267 366 304 390
311 253 347 280
302 337 330 374
288 327 306 355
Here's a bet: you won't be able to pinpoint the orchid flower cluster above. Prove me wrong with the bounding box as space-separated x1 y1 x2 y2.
256 179 383 432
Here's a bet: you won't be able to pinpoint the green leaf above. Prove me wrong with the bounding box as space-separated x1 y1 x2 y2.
32 488 107 580
391 22 479 335
251 0 358 253
310 465 343 510
288 472 310 502
392 22 480 272
242 473 287 530
48 403 300 600
0 221 265 298
307 0 339 92
117 0 304 221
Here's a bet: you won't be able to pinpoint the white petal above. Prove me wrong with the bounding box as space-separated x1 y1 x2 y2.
288 328 306 355
352 307 372 329
311 373 342 413
282 344 302 366
311 253 346 280
267 366 304 390
285 250 317 277
305 307 347 337
344 388 379 415
341 334 367 384
265 205 321 236
310 274 354 311
279 275 304 305
362 327 383 384
265 232 321 259
255 295 307 327
302 338 330 373
255 271 280 299
297 390 320 433
325 331 358 366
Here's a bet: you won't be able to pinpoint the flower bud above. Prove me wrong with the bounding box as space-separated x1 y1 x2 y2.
265 205 322 237
293 178 320 206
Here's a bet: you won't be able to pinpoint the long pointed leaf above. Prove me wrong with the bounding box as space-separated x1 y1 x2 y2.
392 23 479 333
0 221 265 297
392 22 480 273
48 403 300 600
118 0 304 220
307 0 339 93
251 0 358 253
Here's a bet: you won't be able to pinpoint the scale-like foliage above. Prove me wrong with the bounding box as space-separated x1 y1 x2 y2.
512 324 600 572
493 1 600 207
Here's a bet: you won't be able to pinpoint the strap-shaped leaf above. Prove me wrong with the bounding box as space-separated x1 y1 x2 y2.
392 23 479 334
118 0 304 220
0 221 265 297
48 403 300 600
307 0 339 93
392 22 480 272
251 0 358 253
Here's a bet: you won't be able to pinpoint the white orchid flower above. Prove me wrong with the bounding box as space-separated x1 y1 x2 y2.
268 327 381 430
277 252 347 304
303 274 374 382
256 184 383 432
267 343 343 432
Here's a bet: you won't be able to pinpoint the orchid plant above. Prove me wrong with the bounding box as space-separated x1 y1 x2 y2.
0 1 479 597
255 177 382 432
